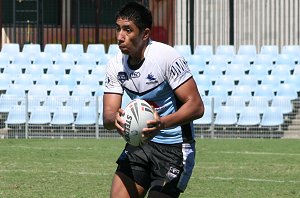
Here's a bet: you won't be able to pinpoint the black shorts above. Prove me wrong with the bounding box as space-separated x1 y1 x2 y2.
116 141 196 197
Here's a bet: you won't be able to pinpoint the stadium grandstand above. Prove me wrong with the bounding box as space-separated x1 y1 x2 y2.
0 0 299 139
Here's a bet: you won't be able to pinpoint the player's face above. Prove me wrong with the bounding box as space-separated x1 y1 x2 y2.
115 18 146 56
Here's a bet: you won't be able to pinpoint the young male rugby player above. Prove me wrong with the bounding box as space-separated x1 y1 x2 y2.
103 2 204 197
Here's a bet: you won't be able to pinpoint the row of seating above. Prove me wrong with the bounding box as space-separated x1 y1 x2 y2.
0 43 119 56
174 44 300 60
5 105 102 126
195 105 284 129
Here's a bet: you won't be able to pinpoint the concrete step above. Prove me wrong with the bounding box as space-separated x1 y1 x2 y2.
287 125 300 130
283 131 300 139
290 119 300 125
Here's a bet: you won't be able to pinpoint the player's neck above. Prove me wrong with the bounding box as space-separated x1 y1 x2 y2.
127 56 145 69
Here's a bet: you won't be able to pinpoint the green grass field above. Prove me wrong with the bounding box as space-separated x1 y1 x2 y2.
0 138 299 198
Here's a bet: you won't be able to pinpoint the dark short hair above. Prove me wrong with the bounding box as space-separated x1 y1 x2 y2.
115 2 152 31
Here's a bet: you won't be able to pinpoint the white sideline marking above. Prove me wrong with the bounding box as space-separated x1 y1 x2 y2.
2 169 299 184
215 151 300 156
0 169 107 176
199 176 300 184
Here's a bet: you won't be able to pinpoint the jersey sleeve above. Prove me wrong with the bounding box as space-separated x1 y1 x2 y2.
104 60 124 94
167 56 193 90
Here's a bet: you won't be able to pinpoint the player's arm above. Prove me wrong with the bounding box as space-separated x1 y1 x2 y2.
146 77 204 132
164 77 204 128
103 93 125 133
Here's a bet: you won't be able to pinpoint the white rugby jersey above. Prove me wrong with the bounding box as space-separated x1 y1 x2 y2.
104 40 195 144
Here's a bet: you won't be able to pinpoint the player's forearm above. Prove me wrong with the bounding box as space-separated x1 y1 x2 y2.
103 111 118 130
160 100 204 129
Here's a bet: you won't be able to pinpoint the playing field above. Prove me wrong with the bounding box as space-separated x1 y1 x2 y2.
0 138 299 198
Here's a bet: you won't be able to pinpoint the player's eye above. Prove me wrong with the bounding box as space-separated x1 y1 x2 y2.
115 26 121 32
125 28 132 33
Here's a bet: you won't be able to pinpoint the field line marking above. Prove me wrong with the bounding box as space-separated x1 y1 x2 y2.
0 169 108 176
215 151 300 156
200 176 300 183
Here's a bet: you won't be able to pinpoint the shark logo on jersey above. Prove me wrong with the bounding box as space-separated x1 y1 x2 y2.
146 73 158 84
117 72 128 83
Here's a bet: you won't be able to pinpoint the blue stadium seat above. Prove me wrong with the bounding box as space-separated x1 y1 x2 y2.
260 75 281 86
71 85 94 97
6 84 26 96
224 63 247 76
1 43 20 54
87 44 106 55
214 106 238 126
0 52 11 68
193 105 213 125
281 45 300 63
5 105 27 126
27 84 49 97
237 45 257 58
275 54 296 66
231 85 253 102
236 106 261 127
65 44 84 55
34 52 55 65
275 83 298 100
107 44 120 55
79 74 101 89
174 44 192 58
69 65 90 81
0 73 13 91
214 75 235 90
35 74 57 86
208 54 229 70
270 64 292 79
66 95 92 113
202 64 223 76
248 64 270 76
57 74 77 90
14 74 34 86
74 106 97 125
260 107 284 129
215 45 235 62
49 85 71 97
237 74 258 88
207 85 230 102
51 106 74 125
230 54 252 68
260 45 279 56
188 54 207 66
76 53 97 69
46 64 67 75
28 105 52 125
253 84 275 101
43 96 68 111
248 96 270 114
11 52 32 65
44 44 63 57
0 94 20 113
271 96 293 114
54 53 76 69
224 96 247 113
24 64 45 76
22 44 41 55
194 45 213 63
3 64 23 75
253 54 274 69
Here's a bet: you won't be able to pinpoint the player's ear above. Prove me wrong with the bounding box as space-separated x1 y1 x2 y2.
143 28 151 40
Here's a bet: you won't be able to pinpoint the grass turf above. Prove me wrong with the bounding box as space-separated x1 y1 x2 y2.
0 138 299 198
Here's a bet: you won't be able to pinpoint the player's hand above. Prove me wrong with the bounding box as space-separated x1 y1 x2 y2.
141 108 164 143
115 108 125 136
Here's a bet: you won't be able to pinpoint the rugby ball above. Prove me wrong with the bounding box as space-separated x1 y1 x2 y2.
121 99 154 146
